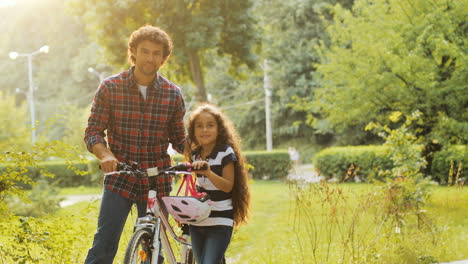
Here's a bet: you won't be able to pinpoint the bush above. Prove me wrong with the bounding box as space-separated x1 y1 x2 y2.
6 179 63 217
313 145 394 181
431 145 467 184
0 159 100 189
244 150 291 180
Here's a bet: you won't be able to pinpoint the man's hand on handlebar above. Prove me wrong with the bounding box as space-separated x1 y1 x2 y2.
100 156 119 173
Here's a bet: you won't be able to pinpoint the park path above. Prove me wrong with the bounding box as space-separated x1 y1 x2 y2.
59 194 101 207
287 163 322 183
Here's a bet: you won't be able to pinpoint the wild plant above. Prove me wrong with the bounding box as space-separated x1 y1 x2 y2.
290 111 447 263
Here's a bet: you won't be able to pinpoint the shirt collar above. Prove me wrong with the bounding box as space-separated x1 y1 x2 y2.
193 144 224 160
128 66 161 90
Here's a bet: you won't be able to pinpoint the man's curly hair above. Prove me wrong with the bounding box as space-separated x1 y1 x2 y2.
127 25 173 66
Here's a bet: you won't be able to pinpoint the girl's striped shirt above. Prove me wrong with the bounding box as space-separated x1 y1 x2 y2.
192 144 237 226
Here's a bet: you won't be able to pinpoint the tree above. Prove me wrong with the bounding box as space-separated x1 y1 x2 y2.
312 0 467 171
0 92 29 151
0 0 108 142
68 0 258 102
222 0 355 150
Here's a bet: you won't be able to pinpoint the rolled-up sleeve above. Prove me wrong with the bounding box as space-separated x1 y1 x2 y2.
84 83 111 153
168 91 186 154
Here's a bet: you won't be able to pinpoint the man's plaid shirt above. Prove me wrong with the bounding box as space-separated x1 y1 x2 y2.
84 67 186 201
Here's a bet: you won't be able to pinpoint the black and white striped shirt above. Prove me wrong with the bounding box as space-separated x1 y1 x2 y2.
192 144 237 226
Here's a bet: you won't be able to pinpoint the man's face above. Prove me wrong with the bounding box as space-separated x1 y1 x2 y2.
132 40 165 77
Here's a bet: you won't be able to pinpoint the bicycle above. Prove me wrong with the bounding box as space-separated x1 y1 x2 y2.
105 162 209 264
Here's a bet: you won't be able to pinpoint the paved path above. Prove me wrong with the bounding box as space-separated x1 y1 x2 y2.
59 194 102 207
287 163 322 183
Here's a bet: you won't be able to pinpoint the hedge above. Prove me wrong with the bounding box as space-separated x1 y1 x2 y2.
0 159 101 189
244 150 291 179
313 145 467 184
431 145 467 184
312 145 394 181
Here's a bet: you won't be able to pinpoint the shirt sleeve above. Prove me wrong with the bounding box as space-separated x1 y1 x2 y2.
168 90 186 154
221 146 238 167
84 82 110 153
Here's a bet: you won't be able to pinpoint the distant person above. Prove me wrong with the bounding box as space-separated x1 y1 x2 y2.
288 146 300 167
184 103 250 264
83 25 186 264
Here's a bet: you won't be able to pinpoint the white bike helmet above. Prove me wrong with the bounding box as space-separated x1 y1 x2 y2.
162 196 211 224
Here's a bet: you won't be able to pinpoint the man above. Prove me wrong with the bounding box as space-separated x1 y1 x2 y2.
84 25 185 264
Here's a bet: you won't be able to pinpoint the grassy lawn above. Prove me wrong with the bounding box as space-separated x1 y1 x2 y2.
58 186 102 196
1 181 466 263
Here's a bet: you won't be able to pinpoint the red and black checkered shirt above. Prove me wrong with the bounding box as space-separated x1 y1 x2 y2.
84 67 186 201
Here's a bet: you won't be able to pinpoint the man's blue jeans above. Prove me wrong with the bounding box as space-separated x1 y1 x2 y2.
189 225 233 264
84 189 146 264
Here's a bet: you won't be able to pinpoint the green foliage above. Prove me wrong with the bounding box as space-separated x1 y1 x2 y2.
6 179 63 217
313 145 393 181
0 208 95 263
0 92 30 150
366 111 433 246
235 182 468 263
0 140 88 215
244 150 292 179
313 0 467 145
0 0 105 142
431 145 467 184
1 182 466 263
366 111 427 180
2 159 100 189
53 104 91 153
68 0 258 101
232 0 356 148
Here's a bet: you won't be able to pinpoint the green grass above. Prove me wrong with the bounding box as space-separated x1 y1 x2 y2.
227 182 468 264
58 186 102 196
1 181 466 263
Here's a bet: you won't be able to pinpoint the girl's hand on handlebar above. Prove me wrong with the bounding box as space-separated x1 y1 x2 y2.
191 161 210 173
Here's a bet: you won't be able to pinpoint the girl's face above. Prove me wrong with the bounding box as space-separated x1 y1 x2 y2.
194 112 218 147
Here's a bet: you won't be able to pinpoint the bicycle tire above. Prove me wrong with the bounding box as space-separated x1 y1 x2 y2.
123 228 154 264
185 248 195 264
184 248 225 264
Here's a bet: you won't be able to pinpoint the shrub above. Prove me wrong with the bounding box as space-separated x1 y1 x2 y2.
6 179 63 217
313 146 393 181
0 160 100 189
431 145 467 184
244 150 291 180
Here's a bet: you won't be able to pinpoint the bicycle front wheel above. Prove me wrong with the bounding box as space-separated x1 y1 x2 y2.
185 248 195 264
123 228 154 264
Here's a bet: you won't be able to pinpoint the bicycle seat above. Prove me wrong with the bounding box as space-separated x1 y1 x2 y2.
161 196 211 224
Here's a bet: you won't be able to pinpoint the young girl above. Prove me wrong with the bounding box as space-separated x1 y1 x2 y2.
184 103 250 264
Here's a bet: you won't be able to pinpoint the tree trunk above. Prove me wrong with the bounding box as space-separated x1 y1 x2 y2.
188 49 208 102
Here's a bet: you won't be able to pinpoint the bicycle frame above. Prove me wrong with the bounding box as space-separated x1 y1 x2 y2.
135 189 190 264
116 163 203 264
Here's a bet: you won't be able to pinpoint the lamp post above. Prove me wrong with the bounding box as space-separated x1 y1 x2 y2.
88 67 105 82
263 59 273 151
9 45 49 144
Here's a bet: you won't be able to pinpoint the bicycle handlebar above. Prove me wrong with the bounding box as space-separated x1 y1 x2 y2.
103 162 207 177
